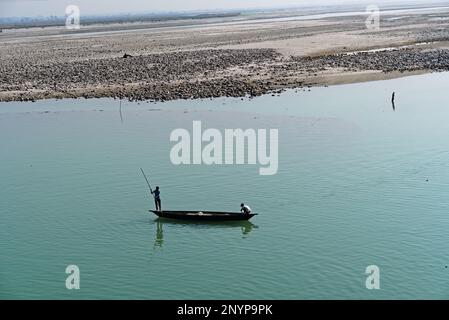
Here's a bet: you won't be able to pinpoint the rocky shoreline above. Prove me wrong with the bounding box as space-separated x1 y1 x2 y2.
2 7 449 103
1 47 448 103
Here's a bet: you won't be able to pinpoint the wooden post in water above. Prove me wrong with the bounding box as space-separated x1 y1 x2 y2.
391 92 396 111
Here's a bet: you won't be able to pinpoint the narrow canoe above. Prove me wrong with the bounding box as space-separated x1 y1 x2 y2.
150 210 257 221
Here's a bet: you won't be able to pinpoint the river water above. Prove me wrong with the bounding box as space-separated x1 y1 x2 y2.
1 72 449 299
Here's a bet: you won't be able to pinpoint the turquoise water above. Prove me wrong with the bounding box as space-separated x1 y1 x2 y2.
1 72 449 299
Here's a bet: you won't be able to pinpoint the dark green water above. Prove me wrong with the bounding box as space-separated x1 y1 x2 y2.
2 72 449 299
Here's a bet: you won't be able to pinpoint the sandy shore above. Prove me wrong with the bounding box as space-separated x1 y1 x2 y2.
1 5 449 102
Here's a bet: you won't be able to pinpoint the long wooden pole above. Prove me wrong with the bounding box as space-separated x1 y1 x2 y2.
140 168 153 195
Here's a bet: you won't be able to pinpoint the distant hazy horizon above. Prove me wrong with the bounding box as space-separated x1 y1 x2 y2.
1 0 448 18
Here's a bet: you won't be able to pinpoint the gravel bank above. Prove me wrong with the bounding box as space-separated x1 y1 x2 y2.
1 8 449 102
1 47 448 102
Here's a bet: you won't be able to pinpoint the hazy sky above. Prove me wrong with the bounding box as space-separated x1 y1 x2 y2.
0 0 445 18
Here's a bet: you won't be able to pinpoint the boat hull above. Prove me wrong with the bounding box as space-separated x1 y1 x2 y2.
150 210 257 221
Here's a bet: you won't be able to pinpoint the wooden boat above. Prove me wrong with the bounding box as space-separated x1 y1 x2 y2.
150 210 257 221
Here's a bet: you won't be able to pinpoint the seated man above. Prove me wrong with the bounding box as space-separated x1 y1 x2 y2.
240 203 252 214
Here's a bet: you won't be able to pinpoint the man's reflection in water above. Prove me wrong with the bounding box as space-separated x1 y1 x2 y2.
241 222 255 238
153 219 164 249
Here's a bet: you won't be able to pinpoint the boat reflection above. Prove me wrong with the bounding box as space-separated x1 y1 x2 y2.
153 218 258 249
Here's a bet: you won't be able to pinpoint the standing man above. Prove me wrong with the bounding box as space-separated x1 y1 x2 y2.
152 186 161 211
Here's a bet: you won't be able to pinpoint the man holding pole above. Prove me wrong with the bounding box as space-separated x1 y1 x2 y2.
140 168 162 212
